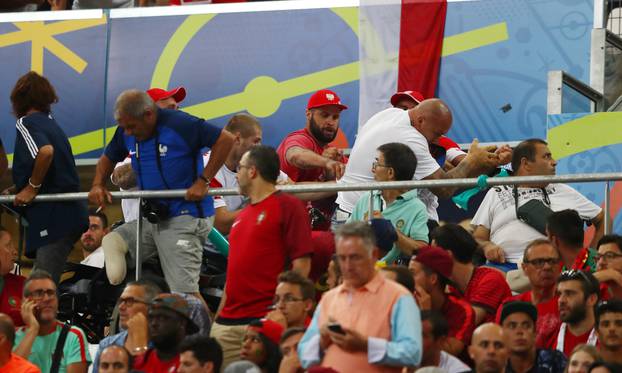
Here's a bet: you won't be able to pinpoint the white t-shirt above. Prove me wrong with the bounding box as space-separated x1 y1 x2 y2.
80 247 105 268
439 351 470 373
471 183 602 263
336 108 441 220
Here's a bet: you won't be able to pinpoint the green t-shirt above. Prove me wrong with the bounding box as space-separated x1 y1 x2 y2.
14 322 91 373
348 189 429 264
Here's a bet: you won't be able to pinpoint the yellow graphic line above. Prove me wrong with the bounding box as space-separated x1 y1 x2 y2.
548 112 622 159
442 22 508 57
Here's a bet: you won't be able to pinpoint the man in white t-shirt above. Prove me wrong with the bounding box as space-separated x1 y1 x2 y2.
80 209 109 268
472 138 604 269
336 99 509 223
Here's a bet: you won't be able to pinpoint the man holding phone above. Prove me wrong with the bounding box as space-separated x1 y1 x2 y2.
298 221 422 372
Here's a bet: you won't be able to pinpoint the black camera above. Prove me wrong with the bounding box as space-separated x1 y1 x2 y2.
141 199 170 224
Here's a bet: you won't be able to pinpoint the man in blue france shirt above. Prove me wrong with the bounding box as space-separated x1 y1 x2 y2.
88 89 234 300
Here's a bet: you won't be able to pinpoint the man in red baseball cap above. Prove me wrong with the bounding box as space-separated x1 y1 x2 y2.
276 89 348 230
146 86 186 110
410 245 476 357
390 90 425 110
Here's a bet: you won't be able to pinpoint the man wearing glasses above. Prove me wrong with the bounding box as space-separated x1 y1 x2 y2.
593 235 622 300
266 271 315 330
13 270 91 373
92 280 162 373
496 239 562 349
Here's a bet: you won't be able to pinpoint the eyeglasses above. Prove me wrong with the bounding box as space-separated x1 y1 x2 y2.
524 257 560 268
119 297 150 307
559 270 597 293
29 289 56 300
595 252 622 262
372 161 390 170
272 294 304 305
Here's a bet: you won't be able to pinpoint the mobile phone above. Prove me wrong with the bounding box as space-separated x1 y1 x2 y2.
328 323 345 335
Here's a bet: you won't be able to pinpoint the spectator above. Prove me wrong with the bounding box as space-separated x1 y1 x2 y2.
178 335 223 373
418 311 470 373
240 319 283 373
336 98 507 228
98 345 132 373
0 313 39 372
9 71 88 285
409 245 475 356
432 223 511 325
587 361 622 373
93 280 161 373
211 146 312 368
72 0 133 9
266 271 315 329
593 235 622 299
111 86 188 223
276 89 348 229
496 239 562 349
80 208 108 268
379 265 415 293
298 221 422 371
278 327 305 373
549 271 600 356
566 344 601 373
89 90 234 299
594 300 622 365
14 270 91 372
548 210 597 272
133 293 199 372
0 227 24 326
473 139 603 272
348 142 429 264
468 323 509 373
500 301 567 373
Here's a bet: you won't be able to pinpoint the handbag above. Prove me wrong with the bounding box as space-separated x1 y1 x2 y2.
513 185 554 235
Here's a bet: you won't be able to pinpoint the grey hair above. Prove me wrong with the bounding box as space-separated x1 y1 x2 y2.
114 89 156 121
23 269 55 297
126 280 162 303
334 221 376 255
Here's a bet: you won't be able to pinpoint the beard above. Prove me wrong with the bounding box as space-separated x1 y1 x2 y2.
561 304 587 324
308 116 337 144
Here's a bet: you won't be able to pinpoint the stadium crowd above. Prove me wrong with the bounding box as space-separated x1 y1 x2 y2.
0 69 620 373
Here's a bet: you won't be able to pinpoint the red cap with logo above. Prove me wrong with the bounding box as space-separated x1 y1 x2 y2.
390 90 425 107
414 245 453 280
248 319 284 345
307 89 348 111
146 86 186 103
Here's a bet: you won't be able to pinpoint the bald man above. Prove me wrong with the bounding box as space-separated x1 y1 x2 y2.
468 323 509 373
0 313 39 372
336 99 511 226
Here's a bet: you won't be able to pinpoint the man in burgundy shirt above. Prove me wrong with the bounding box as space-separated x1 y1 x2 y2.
211 146 313 368
276 89 348 229
409 245 475 356
432 223 511 325
496 239 562 349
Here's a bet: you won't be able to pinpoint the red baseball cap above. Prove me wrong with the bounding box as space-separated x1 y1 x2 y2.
307 89 348 111
390 90 425 107
249 319 284 345
414 245 453 280
146 86 186 103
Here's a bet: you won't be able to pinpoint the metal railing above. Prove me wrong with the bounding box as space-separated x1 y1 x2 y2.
5 172 621 280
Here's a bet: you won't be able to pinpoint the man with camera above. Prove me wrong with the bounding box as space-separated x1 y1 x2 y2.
88 89 234 302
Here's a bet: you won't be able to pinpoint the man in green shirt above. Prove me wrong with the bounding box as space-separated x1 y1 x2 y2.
348 142 428 264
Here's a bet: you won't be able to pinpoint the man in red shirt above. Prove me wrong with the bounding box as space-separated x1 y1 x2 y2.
133 293 199 373
496 239 562 348
0 313 39 373
276 89 348 229
409 245 475 356
548 270 600 356
0 228 24 327
547 209 599 272
432 223 511 325
593 235 622 299
211 145 313 368
266 271 315 330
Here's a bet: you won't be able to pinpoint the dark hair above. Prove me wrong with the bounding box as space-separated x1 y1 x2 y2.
421 265 448 289
179 335 223 372
248 320 282 372
280 327 306 345
597 234 622 252
10 71 58 118
588 361 622 373
88 208 109 228
523 238 557 262
225 113 260 138
595 300 622 328
24 269 55 297
421 311 449 339
277 271 315 301
547 209 584 247
511 138 548 173
557 270 600 301
0 315 15 345
126 279 162 303
100 345 133 369
377 142 417 181
381 265 415 293
431 224 478 264
245 145 280 183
